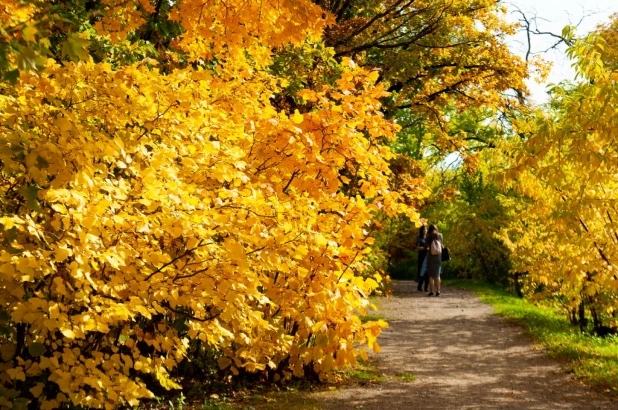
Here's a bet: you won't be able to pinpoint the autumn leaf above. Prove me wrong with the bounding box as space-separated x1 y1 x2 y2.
292 109 304 124
61 33 90 62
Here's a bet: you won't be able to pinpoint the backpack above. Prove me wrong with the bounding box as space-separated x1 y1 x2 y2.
430 239 442 255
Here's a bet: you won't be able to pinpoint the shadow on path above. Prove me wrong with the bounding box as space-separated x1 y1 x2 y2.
315 281 617 410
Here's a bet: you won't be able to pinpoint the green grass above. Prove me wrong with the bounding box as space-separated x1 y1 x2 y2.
358 296 386 323
446 279 618 393
394 371 416 382
237 390 322 410
359 313 385 323
347 369 386 382
345 359 386 383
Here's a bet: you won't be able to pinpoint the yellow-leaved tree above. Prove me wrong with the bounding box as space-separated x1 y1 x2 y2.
0 1 423 408
501 15 618 329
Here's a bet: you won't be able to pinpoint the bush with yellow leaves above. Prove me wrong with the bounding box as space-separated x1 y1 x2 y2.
0 1 422 408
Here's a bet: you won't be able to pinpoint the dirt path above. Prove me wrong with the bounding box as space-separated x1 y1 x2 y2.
314 281 617 410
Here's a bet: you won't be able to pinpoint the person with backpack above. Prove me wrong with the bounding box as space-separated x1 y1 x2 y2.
426 224 443 296
416 224 429 292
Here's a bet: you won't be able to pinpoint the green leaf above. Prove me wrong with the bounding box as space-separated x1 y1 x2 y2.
12 398 30 410
0 343 15 361
18 185 39 201
16 48 40 72
27 342 46 357
62 33 91 62
4 69 19 84
36 155 49 169
18 185 41 211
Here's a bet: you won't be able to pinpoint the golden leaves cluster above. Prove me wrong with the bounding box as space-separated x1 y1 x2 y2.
0 1 420 409
501 16 618 311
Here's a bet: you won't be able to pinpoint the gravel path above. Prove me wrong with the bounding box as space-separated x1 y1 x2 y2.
315 281 618 410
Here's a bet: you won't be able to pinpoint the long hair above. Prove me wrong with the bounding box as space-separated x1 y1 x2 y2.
427 224 440 243
418 225 427 238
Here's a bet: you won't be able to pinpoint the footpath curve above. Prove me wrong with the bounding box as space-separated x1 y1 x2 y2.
315 281 617 410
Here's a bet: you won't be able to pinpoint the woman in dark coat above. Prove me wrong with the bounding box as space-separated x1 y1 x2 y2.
416 225 429 292
426 224 443 297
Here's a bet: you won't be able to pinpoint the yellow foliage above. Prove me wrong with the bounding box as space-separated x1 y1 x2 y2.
0 0 422 408
502 15 618 312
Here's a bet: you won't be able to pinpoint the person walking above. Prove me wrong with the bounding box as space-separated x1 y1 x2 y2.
426 224 443 297
416 225 429 292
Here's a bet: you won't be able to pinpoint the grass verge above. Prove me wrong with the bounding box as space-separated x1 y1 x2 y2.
446 279 618 393
345 358 387 383
394 371 416 382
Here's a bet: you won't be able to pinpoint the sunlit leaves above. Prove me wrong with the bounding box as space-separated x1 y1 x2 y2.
0 1 420 409
319 0 539 164
501 15 618 323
